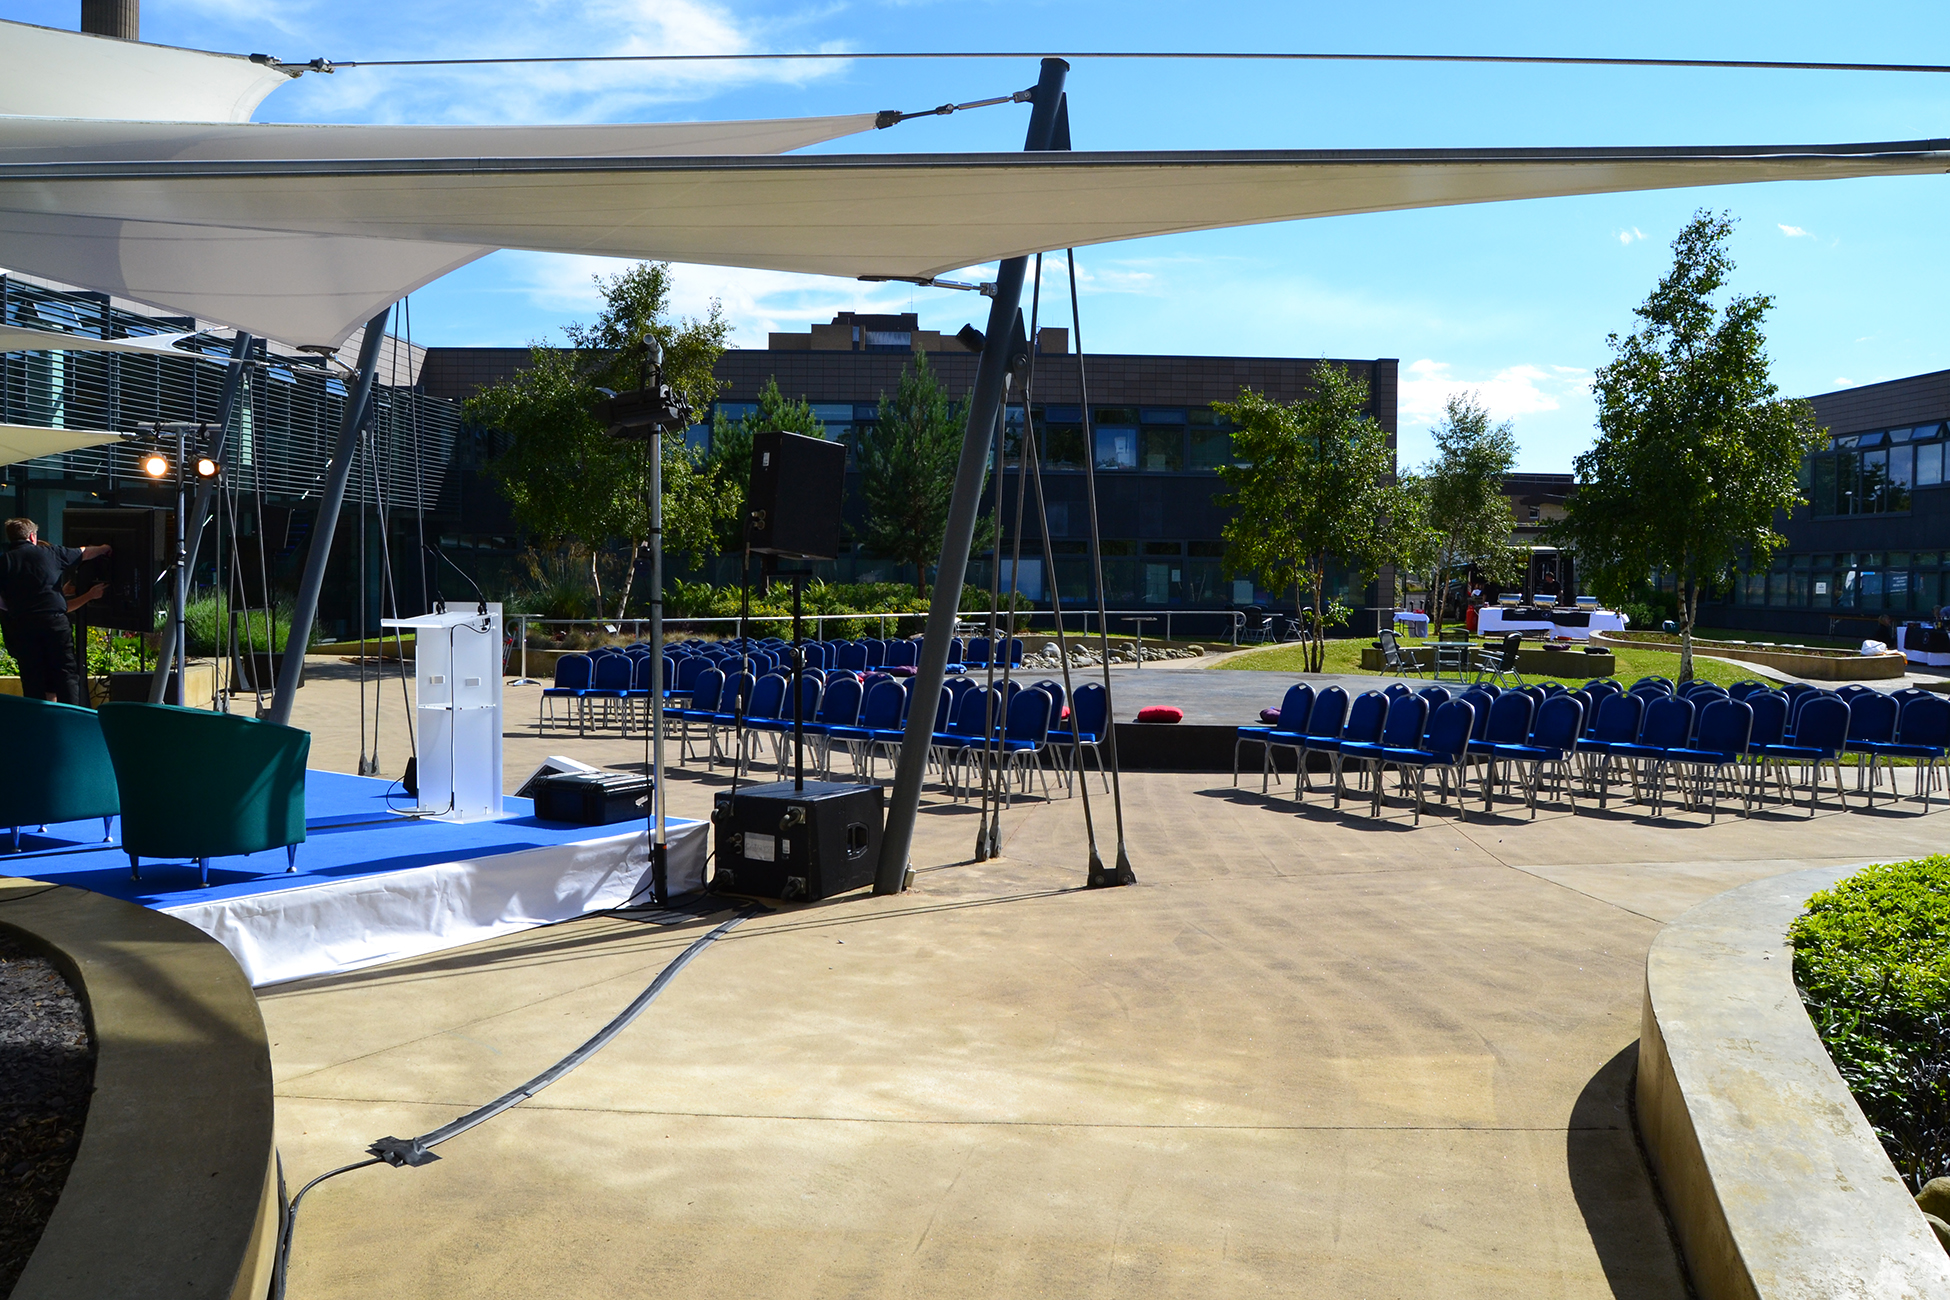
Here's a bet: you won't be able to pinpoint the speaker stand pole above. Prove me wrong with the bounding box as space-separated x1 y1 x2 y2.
873 56 1070 895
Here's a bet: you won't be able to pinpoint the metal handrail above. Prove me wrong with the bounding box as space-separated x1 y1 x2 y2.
508 608 1252 647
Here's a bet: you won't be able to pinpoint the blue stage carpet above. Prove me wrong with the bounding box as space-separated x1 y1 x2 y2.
3 770 708 985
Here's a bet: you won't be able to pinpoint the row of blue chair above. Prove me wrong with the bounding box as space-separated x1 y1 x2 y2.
1235 677 1949 822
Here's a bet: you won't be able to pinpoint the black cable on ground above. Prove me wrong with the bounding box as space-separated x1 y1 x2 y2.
269 906 756 1298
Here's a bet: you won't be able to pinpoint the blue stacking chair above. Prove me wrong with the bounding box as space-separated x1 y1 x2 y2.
1469 691 1535 812
704 671 757 767
1234 683 1314 790
1383 682 1413 704
1753 694 1849 816
1488 693 1583 819
799 674 863 776
931 686 1005 799
750 674 824 774
885 639 919 669
1863 695 1950 813
835 642 868 671
1330 691 1389 808
863 640 888 669
1630 676 1674 695
669 667 725 763
1415 685 1452 709
577 650 631 732
1606 695 1694 815
1739 690 1790 807
670 654 706 703
1340 693 1429 817
826 679 906 781
1580 691 1646 809
731 674 789 775
1030 679 1067 719
1049 682 1110 795
1841 692 1899 801
995 686 1056 804
1371 698 1476 824
1727 680 1770 701
1665 698 1754 821
540 653 594 733
964 636 990 667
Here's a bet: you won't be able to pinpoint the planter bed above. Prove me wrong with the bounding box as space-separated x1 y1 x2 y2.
1592 630 1907 680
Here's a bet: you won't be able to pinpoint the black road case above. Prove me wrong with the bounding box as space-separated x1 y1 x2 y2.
534 771 652 826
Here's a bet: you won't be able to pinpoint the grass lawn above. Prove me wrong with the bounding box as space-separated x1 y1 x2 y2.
1213 635 1760 689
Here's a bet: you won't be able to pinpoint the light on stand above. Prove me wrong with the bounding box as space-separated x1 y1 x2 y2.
195 457 220 479
143 451 170 478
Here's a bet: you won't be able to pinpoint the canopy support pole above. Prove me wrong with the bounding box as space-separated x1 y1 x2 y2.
266 310 391 727
148 330 253 705
873 56 1069 895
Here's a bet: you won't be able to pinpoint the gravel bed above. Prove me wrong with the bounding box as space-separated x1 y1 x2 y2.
0 930 94 1296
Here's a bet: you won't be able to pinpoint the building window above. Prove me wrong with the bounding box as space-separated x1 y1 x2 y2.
1140 427 1184 471
1095 426 1137 470
1918 440 1944 486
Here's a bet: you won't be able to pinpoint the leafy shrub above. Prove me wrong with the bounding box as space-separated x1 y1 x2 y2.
1790 856 1950 1192
174 595 302 654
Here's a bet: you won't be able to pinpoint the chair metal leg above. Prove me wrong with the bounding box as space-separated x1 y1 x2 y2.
128 853 139 881
197 856 209 887
103 815 114 842
286 843 299 873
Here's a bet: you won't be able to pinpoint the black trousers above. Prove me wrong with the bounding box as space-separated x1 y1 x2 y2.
3 615 83 706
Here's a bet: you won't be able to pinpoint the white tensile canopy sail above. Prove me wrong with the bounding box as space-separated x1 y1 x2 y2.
0 325 205 355
2 139 1944 347
0 423 128 466
1 20 293 123
0 20 1942 349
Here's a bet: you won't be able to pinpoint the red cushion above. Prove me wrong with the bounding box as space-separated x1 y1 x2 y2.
1136 705 1183 724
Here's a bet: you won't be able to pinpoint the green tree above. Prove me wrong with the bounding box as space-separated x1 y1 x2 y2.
856 351 976 598
467 262 738 616
1554 211 1826 680
1421 392 1522 633
1391 469 1444 612
1215 363 1403 673
706 377 826 549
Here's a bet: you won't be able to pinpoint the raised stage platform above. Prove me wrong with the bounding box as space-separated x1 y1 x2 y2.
5 771 707 986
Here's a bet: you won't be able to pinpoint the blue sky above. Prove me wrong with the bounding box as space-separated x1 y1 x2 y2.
11 0 1950 470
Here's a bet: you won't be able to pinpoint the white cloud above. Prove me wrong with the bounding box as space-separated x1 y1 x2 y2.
1395 359 1596 469
1615 227 1646 245
1779 224 1814 238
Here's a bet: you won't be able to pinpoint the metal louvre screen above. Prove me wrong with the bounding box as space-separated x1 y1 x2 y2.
0 275 457 510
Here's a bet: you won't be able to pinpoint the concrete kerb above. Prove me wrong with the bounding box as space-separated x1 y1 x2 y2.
0 877 279 1300
1636 865 1950 1300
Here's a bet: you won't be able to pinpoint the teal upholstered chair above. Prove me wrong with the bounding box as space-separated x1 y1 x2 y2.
96 702 309 886
0 694 120 852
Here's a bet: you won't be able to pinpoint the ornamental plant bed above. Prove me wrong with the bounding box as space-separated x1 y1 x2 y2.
1591 630 1908 681
1789 856 1949 1197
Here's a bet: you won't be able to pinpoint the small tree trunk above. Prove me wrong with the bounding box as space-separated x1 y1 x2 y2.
614 539 641 620
1431 550 1447 638
1678 571 1696 683
589 549 604 625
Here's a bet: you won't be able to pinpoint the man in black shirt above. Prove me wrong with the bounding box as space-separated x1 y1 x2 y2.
1 518 109 705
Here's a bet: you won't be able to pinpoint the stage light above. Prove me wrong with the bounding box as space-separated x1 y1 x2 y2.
143 452 169 478
195 457 219 478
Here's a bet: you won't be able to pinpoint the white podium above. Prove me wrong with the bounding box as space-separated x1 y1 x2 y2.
384 605 504 822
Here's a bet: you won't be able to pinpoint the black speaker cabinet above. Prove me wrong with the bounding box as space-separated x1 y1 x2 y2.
710 780 883 901
745 430 846 560
60 506 169 633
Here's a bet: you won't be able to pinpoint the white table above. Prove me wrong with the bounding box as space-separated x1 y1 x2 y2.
1392 611 1430 637
1896 623 1950 667
1477 606 1626 642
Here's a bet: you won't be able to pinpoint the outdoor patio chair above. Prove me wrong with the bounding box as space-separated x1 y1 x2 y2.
732 674 789 775
994 687 1056 804
1234 683 1313 790
1631 676 1674 694
931 686 1006 799
749 674 824 775
825 679 907 781
1376 629 1423 679
669 668 725 763
1740 691 1789 806
1473 634 1525 688
1603 695 1695 816
704 671 757 767
885 640 919 669
1415 685 1452 709
0 695 118 853
98 702 308 887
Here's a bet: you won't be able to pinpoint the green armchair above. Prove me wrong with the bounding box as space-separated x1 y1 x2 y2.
96 703 310 886
0 694 120 852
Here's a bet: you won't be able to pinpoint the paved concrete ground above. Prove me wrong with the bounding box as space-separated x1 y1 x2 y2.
263 661 1950 1298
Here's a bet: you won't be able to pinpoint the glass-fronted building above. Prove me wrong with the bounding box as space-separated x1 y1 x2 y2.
1709 369 1950 638
423 313 1401 636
